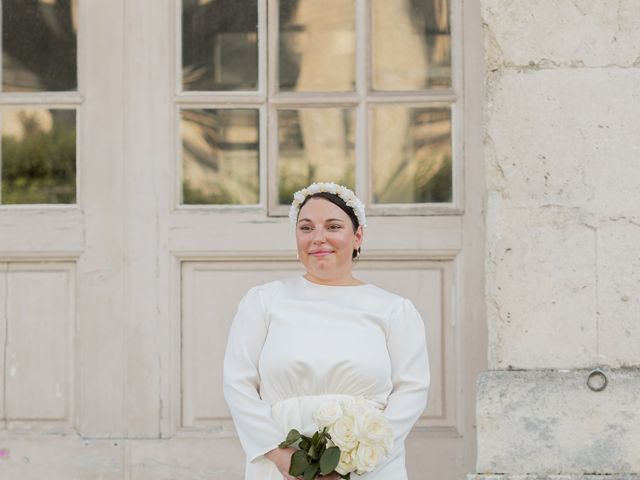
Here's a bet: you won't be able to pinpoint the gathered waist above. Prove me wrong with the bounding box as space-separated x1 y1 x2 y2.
270 394 385 436
273 393 384 409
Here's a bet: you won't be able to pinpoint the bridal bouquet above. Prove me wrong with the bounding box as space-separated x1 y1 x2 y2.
278 396 394 479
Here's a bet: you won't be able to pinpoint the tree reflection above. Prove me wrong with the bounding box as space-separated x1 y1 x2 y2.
2 110 76 204
181 109 259 205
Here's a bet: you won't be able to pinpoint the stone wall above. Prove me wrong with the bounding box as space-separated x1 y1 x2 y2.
474 1 640 478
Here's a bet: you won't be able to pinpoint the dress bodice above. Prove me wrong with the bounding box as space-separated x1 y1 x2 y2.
223 276 430 479
258 277 395 407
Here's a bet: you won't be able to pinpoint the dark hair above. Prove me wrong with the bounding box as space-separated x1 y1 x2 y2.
297 192 362 260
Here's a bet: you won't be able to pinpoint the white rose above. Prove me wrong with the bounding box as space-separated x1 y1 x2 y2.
355 409 394 450
328 415 357 451
354 442 385 474
313 400 343 428
342 396 370 418
335 448 357 475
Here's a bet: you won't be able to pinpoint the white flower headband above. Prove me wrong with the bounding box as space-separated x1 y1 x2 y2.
289 182 367 228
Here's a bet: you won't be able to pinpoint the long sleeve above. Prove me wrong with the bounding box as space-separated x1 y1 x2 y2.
222 285 284 462
383 298 430 454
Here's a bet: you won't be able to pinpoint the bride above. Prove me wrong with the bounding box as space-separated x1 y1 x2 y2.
223 182 430 479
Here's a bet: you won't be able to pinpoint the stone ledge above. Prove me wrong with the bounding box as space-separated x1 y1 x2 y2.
469 476 640 480
476 369 640 474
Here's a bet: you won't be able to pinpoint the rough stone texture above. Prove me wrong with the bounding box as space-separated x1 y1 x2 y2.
482 0 640 68
486 68 640 218
486 201 598 369
476 370 640 474
596 223 640 366
469 476 640 480
486 202 640 371
484 66 640 369
484 0 640 370
478 0 640 477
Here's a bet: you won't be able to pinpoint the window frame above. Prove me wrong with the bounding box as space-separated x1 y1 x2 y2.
0 0 82 209
174 0 463 216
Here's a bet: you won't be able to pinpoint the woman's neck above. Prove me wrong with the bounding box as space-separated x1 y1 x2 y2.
303 272 365 286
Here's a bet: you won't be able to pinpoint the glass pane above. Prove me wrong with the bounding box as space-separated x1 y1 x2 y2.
1 108 76 204
372 0 451 91
181 109 259 204
278 108 355 204
372 105 451 203
2 0 78 92
279 0 355 92
182 0 258 91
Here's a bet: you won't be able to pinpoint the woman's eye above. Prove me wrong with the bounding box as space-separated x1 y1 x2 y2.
329 224 342 230
299 225 312 232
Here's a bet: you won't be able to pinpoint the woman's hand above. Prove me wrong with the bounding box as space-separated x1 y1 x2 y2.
264 447 343 480
265 447 300 480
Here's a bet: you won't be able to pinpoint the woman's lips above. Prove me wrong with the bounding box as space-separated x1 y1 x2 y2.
310 250 333 257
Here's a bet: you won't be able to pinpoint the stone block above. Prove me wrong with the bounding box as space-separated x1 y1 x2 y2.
470 476 640 480
487 201 597 369
0 436 123 480
596 222 640 366
129 437 246 480
486 68 640 219
482 0 640 67
476 370 640 474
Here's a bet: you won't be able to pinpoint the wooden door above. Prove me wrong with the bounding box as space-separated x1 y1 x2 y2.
0 1 484 479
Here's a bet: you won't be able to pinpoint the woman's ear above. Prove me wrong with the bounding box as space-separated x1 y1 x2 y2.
354 225 364 249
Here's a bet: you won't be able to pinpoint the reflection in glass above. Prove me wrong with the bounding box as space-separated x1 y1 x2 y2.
372 106 451 203
182 0 258 91
2 0 78 92
279 0 355 92
1 109 76 204
181 109 259 205
372 0 450 90
278 108 355 204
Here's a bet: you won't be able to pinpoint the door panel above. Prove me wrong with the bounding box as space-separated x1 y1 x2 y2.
178 255 462 478
4 263 75 430
0 1 484 479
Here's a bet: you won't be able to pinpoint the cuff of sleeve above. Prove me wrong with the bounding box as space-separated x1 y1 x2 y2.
248 441 284 464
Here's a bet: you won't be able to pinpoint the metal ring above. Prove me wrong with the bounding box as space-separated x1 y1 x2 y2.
586 368 608 392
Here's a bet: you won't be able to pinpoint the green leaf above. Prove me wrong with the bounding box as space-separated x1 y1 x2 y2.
308 443 317 460
319 446 341 475
303 463 320 480
317 441 326 458
279 429 301 448
289 450 310 476
299 438 311 451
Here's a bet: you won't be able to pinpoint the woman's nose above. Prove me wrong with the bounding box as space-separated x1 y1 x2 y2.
312 227 326 242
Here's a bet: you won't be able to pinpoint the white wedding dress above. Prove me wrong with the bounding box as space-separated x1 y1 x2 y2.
223 276 430 479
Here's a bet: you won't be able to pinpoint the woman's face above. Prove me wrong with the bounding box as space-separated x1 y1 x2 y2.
295 197 363 282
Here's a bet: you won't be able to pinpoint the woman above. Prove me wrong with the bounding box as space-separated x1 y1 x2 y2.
223 182 430 479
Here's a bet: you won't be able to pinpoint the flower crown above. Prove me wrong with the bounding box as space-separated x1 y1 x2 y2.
289 182 367 228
